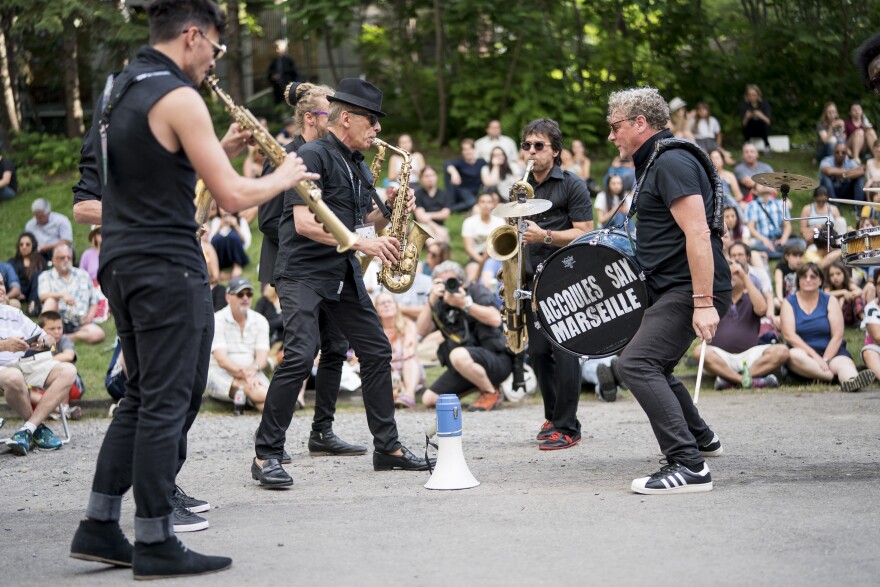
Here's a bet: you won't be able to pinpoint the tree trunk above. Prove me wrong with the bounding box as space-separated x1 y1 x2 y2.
433 0 446 146
324 31 340 85
62 28 84 137
0 13 19 134
226 0 244 104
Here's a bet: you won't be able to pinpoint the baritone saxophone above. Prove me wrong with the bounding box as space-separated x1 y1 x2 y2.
202 74 358 252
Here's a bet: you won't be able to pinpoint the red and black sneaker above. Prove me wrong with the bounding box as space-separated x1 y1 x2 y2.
536 420 555 441
538 431 581 451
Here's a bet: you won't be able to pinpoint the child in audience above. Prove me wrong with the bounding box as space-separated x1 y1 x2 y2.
825 260 864 326
32 310 83 419
860 272 880 379
774 242 805 309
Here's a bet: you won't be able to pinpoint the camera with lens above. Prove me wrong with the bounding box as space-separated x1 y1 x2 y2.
444 277 462 293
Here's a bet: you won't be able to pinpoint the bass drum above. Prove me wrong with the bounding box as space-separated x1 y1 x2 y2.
532 229 647 358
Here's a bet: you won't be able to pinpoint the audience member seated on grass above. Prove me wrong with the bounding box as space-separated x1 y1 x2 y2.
481 146 523 200
819 144 866 203
802 231 844 269
0 261 22 310
388 134 426 190
602 156 636 193
593 174 630 229
774 242 805 307
569 139 592 183
695 259 788 390
37 244 104 345
800 186 848 246
816 102 847 162
375 292 423 409
692 101 723 154
0 298 76 456
734 143 773 200
745 184 803 260
254 283 283 367
8 232 45 316
416 261 511 412
667 97 695 142
413 166 451 244
78 225 101 282
780 262 876 393
859 272 880 380
205 278 270 413
580 356 624 402
30 310 84 420
824 260 865 327
390 260 432 321
739 84 772 151
461 192 505 283
209 208 251 279
424 241 451 277
0 148 18 201
474 119 519 164
445 138 487 213
25 198 73 259
865 142 880 191
844 102 877 164
721 205 752 253
711 150 744 209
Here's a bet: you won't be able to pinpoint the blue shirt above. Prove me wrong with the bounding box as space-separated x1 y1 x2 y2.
745 197 785 240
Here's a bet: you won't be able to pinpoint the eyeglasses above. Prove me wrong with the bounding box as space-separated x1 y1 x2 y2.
348 110 379 126
196 29 226 60
54 256 72 261
609 116 637 134
521 141 546 151
311 110 329 117
235 290 253 299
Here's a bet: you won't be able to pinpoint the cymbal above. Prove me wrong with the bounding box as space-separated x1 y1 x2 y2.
493 199 553 217
830 198 880 208
751 172 818 191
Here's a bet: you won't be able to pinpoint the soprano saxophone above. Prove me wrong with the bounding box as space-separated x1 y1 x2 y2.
373 138 433 293
203 74 358 252
357 140 387 274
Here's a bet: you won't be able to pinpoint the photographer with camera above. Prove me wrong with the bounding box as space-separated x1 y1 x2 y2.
417 261 511 412
209 207 251 278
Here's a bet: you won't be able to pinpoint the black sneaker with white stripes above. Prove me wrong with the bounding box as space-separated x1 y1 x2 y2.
631 460 713 495
699 433 723 457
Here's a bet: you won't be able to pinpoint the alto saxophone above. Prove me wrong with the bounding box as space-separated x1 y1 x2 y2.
202 74 358 252
357 140 387 274
372 138 433 293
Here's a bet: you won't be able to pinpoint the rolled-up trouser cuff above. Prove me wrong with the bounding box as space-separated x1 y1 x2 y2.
86 492 122 522
135 515 174 544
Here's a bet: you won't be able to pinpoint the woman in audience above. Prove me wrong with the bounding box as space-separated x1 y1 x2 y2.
593 174 629 228
668 97 695 141
209 207 251 278
424 241 451 276
721 204 751 252
800 186 846 246
740 84 772 150
864 141 880 190
816 102 846 162
388 134 426 189
413 165 451 243
481 146 521 199
375 291 423 409
8 231 45 315
78 225 101 282
710 149 744 208
824 260 865 326
570 139 592 181
780 262 875 392
844 102 877 164
692 101 722 153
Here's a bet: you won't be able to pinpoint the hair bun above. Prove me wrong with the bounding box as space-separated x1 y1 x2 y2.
284 82 301 108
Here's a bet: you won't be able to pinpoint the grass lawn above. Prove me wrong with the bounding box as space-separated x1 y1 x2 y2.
0 145 867 418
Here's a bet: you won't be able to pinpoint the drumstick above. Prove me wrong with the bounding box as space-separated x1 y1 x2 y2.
694 340 707 405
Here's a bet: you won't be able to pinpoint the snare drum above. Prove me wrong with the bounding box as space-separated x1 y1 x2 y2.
840 227 880 266
532 229 647 357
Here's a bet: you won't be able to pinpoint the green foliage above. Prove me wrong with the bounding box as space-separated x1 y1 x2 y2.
7 132 82 191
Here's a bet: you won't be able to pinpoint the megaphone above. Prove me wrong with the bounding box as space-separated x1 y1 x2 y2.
424 394 479 490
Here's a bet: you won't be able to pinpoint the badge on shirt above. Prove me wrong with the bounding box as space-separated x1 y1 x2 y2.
354 223 377 240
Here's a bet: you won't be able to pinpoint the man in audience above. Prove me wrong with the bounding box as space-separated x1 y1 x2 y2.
24 198 73 258
416 260 511 412
695 259 789 389
205 277 271 412
474 119 519 163
37 244 105 344
744 184 801 260
0 277 76 456
0 149 17 201
602 156 636 192
734 143 773 198
445 138 487 212
819 143 866 203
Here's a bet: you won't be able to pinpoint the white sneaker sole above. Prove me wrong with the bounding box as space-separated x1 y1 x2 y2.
185 504 211 514
173 519 209 532
700 445 723 457
631 479 714 494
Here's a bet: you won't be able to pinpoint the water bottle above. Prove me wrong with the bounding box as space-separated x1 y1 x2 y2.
741 360 752 389
233 387 246 415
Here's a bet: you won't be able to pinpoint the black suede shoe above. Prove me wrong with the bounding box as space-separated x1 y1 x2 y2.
373 446 435 471
70 519 133 568
133 536 231 580
308 429 368 456
251 457 293 488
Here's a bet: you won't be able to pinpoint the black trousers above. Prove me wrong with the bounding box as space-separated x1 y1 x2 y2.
256 271 400 459
524 301 582 436
88 256 212 542
743 119 770 147
618 290 730 469
312 308 349 432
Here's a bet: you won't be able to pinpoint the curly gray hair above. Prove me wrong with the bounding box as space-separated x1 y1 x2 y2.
607 87 670 131
432 260 466 282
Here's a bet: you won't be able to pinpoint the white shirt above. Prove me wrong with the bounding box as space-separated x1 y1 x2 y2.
692 116 721 140
474 135 519 165
210 306 269 369
0 305 45 366
461 214 505 257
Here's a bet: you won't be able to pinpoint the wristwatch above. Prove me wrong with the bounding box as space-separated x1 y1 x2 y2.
462 296 474 315
543 229 553 245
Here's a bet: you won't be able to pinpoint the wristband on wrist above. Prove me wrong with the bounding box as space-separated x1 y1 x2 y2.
692 294 716 300
694 306 715 309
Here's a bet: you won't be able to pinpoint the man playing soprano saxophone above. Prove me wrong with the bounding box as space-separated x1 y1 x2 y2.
253 78 432 488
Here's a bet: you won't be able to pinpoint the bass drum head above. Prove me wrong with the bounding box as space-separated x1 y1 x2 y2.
532 232 647 358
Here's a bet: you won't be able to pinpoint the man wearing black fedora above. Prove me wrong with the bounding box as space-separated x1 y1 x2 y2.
253 77 432 488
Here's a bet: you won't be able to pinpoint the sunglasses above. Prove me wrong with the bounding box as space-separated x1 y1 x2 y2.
609 116 637 134
235 290 253 299
197 29 226 60
521 141 546 151
348 110 379 126
311 110 329 117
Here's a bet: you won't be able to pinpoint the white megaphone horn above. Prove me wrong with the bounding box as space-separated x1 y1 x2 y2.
425 394 479 490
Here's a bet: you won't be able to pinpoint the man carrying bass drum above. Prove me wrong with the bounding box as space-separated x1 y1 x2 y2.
519 118 593 451
608 87 731 495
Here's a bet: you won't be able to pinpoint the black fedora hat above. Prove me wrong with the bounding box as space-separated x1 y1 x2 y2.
328 78 386 118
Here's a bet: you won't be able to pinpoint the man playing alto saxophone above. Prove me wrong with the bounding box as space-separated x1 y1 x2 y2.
253 78 432 488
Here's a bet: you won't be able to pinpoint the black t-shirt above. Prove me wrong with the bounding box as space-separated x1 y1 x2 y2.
524 165 594 277
1 157 17 193
632 129 731 298
447 158 487 193
739 100 772 124
73 126 101 206
274 132 376 299
258 135 305 284
414 187 450 225
435 283 506 365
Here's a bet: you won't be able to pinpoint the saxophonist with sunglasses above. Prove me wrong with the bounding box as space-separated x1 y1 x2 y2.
518 119 593 451
253 78 431 489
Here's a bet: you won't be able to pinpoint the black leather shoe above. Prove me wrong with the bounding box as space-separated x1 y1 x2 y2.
373 446 435 471
309 429 367 456
251 457 293 488
281 449 292 464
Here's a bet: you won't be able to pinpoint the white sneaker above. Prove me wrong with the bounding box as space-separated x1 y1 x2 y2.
631 461 713 495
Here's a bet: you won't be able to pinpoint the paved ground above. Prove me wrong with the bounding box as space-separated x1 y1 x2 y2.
1 389 879 586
